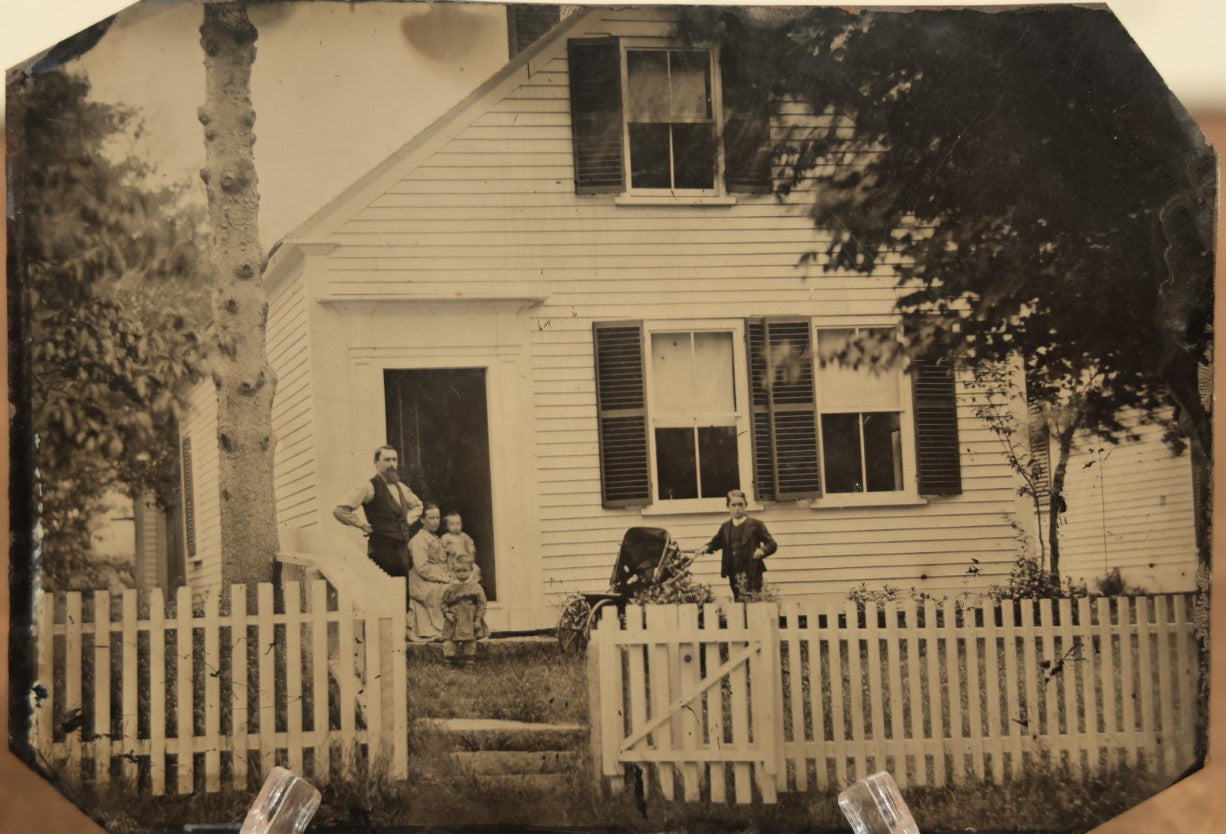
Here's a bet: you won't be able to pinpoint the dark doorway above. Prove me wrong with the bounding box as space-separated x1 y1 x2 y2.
384 369 496 600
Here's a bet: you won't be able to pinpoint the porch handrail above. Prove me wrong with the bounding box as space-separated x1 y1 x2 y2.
276 526 402 618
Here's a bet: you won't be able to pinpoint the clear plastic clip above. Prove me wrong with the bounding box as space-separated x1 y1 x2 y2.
239 766 322 834
837 770 920 834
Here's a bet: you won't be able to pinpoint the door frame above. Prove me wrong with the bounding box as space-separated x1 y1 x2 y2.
371 355 535 629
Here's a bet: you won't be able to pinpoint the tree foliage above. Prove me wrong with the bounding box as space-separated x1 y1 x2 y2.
8 69 209 589
681 4 1213 559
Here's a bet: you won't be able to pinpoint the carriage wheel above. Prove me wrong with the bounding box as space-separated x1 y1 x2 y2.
557 596 593 653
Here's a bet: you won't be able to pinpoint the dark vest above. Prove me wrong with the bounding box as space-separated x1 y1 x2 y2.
363 476 412 542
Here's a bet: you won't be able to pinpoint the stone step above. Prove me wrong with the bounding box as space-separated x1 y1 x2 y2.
472 773 567 793
448 749 577 775
406 635 558 661
416 717 588 752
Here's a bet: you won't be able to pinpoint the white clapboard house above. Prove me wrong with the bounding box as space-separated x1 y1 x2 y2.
178 6 1198 630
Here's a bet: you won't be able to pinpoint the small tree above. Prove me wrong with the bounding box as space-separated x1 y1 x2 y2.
970 359 1172 581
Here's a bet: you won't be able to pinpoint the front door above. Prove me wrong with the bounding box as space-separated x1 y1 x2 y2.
384 369 496 600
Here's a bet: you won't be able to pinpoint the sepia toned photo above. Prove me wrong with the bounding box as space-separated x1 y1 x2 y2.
5 3 1215 831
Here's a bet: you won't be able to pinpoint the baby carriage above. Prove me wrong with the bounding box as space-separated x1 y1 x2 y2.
555 526 695 653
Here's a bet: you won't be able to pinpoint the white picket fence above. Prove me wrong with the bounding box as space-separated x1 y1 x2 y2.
587 595 1200 803
30 579 408 795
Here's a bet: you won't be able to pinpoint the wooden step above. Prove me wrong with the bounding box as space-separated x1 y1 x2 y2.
448 749 577 775
417 718 587 752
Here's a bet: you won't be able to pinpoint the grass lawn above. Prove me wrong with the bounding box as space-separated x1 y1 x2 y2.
406 640 587 724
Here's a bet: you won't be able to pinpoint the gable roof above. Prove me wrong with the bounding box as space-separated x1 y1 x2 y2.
272 6 600 255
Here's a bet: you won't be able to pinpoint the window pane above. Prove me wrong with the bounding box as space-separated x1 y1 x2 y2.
818 328 902 410
821 412 862 493
651 332 695 415
656 428 698 500
863 412 903 492
668 50 711 121
692 331 735 413
698 426 739 498
626 50 669 121
859 329 903 410
817 328 861 410
671 123 716 189
629 123 671 188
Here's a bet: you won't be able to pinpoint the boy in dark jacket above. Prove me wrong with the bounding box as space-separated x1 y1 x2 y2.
696 490 778 601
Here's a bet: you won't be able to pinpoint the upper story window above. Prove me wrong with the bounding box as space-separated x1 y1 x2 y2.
567 37 771 198
625 48 717 192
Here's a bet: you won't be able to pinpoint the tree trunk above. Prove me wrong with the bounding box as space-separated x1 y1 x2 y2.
199 1 278 586
1046 421 1078 582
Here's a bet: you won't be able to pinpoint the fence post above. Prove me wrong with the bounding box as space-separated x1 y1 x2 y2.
390 577 409 781
35 591 55 760
283 581 303 778
65 592 83 772
748 602 781 803
586 615 605 793
175 585 194 793
308 580 330 782
149 588 166 795
257 582 277 778
230 584 249 791
202 589 221 791
93 590 112 789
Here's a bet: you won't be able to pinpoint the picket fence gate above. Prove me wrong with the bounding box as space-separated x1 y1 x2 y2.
587 595 1200 803
30 579 408 795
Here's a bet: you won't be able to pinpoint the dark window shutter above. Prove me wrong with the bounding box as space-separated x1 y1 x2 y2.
746 320 775 500
593 322 650 508
568 38 624 194
746 318 822 500
720 41 771 193
912 356 963 496
181 435 197 557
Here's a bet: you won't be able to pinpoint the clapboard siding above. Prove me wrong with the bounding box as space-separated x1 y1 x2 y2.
267 272 317 530
182 380 221 589
1057 415 1196 591
524 316 1019 599
284 6 1195 608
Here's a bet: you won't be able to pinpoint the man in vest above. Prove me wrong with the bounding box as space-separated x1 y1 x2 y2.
333 445 424 578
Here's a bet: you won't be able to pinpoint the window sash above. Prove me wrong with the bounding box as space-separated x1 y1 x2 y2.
813 326 911 495
643 322 752 504
620 41 726 196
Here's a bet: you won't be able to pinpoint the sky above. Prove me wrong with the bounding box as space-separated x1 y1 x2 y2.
5 1 1225 249
7 1 510 248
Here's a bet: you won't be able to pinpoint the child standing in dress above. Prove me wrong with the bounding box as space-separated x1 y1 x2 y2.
440 555 488 668
441 511 480 582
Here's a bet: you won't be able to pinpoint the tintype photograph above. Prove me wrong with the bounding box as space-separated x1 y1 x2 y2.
4 2 1215 832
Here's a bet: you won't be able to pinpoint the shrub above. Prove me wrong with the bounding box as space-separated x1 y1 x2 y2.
629 544 716 605
631 572 716 605
1093 567 1147 596
987 554 1087 601
736 579 781 603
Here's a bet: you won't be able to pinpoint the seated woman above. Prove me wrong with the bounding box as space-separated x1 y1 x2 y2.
407 503 454 641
